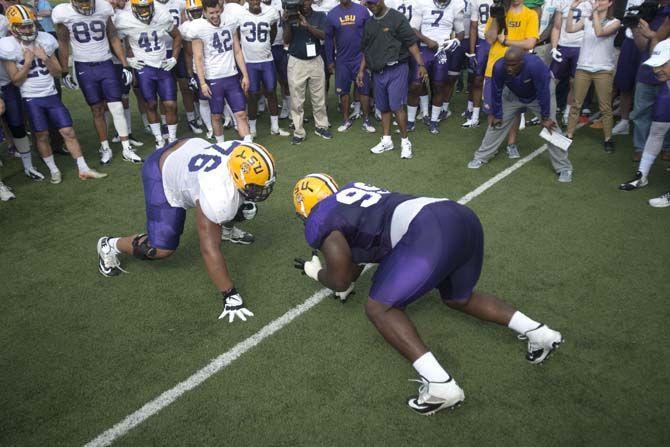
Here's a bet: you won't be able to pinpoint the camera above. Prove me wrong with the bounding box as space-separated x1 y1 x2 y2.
490 0 508 33
622 1 659 28
282 0 304 24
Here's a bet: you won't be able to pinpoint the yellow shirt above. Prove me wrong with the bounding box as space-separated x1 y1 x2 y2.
484 6 539 77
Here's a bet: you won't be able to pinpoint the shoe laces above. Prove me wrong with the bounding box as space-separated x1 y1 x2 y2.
101 248 127 273
408 377 430 403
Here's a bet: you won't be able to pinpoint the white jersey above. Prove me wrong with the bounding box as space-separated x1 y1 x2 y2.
223 1 246 20
155 0 183 51
469 0 493 40
52 2 114 63
238 4 279 63
0 15 11 87
187 16 239 79
268 0 284 46
114 8 174 68
162 138 242 225
411 0 465 45
387 0 417 22
0 33 59 97
557 0 587 47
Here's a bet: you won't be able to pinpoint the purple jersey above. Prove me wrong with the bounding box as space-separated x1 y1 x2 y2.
305 182 417 263
491 54 552 119
324 3 369 66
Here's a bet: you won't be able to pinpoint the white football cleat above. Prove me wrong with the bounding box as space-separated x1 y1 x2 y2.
97 236 125 277
370 138 394 154
407 376 465 416
79 169 108 180
50 170 62 184
520 324 563 364
221 225 255 244
461 118 479 128
0 181 16 201
400 139 413 159
25 167 45 181
100 146 113 164
122 147 143 164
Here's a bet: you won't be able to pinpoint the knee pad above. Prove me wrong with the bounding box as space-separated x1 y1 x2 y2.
132 234 157 260
9 125 26 139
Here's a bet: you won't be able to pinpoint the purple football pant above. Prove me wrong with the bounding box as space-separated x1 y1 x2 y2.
24 94 73 132
614 38 642 92
411 47 448 84
1 83 24 128
373 63 409 113
142 145 186 251
549 46 580 81
207 75 246 114
335 58 370 96
474 38 490 77
448 43 466 76
166 50 189 79
247 61 277 94
370 201 484 308
75 59 123 105
114 63 132 95
272 45 288 82
137 65 177 105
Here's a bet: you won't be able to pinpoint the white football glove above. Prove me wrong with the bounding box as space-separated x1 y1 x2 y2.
62 73 79 90
440 38 461 54
294 251 322 282
334 282 355 302
127 57 146 70
550 48 563 63
241 201 257 220
161 57 177 71
218 289 254 323
121 67 133 86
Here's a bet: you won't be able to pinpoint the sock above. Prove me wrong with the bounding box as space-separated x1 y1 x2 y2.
442 102 450 112
412 352 450 382
270 115 279 131
198 101 213 131
472 107 481 121
420 95 429 116
42 155 59 174
141 113 149 127
121 140 132 151
431 105 441 122
124 108 132 134
467 100 474 112
160 115 167 125
100 140 110 151
353 101 361 115
407 105 418 123
108 237 121 255
508 311 541 335
149 123 162 140
401 137 410 145
249 119 257 134
186 111 196 122
215 134 225 143
14 136 31 153
76 156 90 173
243 134 253 143
382 135 392 144
639 153 656 177
167 124 178 142
20 151 34 171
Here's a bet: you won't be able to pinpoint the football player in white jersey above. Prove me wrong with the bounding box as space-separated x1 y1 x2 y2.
239 0 289 137
410 0 465 134
115 0 182 148
462 0 492 128
97 138 276 322
264 0 291 119
53 0 143 165
189 0 252 143
0 10 43 182
0 5 107 183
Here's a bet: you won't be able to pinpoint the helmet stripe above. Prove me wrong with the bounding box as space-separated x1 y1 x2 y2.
17 5 31 20
306 173 338 194
250 143 274 183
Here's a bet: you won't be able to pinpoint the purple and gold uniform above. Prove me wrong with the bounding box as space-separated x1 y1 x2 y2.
305 182 483 307
325 2 370 95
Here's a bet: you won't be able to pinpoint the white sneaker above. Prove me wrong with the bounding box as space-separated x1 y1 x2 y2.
50 170 62 184
467 159 486 169
100 146 113 164
407 377 465 416
401 140 413 159
0 181 15 201
461 118 479 128
612 120 630 135
25 167 45 181
128 135 144 147
649 191 670 208
361 118 376 133
506 144 520 159
520 324 563 364
221 225 255 244
122 147 143 163
97 236 125 277
370 138 394 154
271 128 290 136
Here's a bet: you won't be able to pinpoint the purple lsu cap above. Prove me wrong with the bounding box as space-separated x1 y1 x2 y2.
363 0 380 4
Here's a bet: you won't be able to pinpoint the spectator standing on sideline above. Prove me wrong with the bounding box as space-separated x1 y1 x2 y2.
565 0 620 153
358 0 426 159
467 48 573 182
283 0 332 145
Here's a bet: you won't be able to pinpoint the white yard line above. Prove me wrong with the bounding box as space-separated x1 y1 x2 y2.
86 118 595 446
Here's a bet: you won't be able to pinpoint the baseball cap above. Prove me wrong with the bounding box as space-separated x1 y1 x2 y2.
644 39 670 68
363 0 380 4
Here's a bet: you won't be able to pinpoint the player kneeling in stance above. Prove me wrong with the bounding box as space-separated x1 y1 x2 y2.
0 5 107 183
293 174 563 415
97 138 276 322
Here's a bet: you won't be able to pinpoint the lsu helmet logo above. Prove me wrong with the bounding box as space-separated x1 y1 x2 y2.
228 142 276 202
293 173 339 220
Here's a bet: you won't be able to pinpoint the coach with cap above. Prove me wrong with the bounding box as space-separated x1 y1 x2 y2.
467 47 574 183
357 0 426 159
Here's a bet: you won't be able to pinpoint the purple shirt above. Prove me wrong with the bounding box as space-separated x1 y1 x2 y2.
325 3 369 66
637 7 670 86
492 54 552 120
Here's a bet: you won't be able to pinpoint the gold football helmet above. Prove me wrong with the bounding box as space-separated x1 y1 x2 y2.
185 0 203 20
293 173 339 219
228 142 276 202
6 5 38 43
131 0 154 24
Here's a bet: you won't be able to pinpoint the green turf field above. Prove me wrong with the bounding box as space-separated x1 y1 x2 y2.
1 86 669 446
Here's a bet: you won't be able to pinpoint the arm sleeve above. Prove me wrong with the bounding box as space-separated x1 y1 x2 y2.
491 60 505 120
50 5 64 25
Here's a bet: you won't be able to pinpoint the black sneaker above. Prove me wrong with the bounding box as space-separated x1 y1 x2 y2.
619 171 648 190
291 135 305 145
604 140 615 153
315 127 332 139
